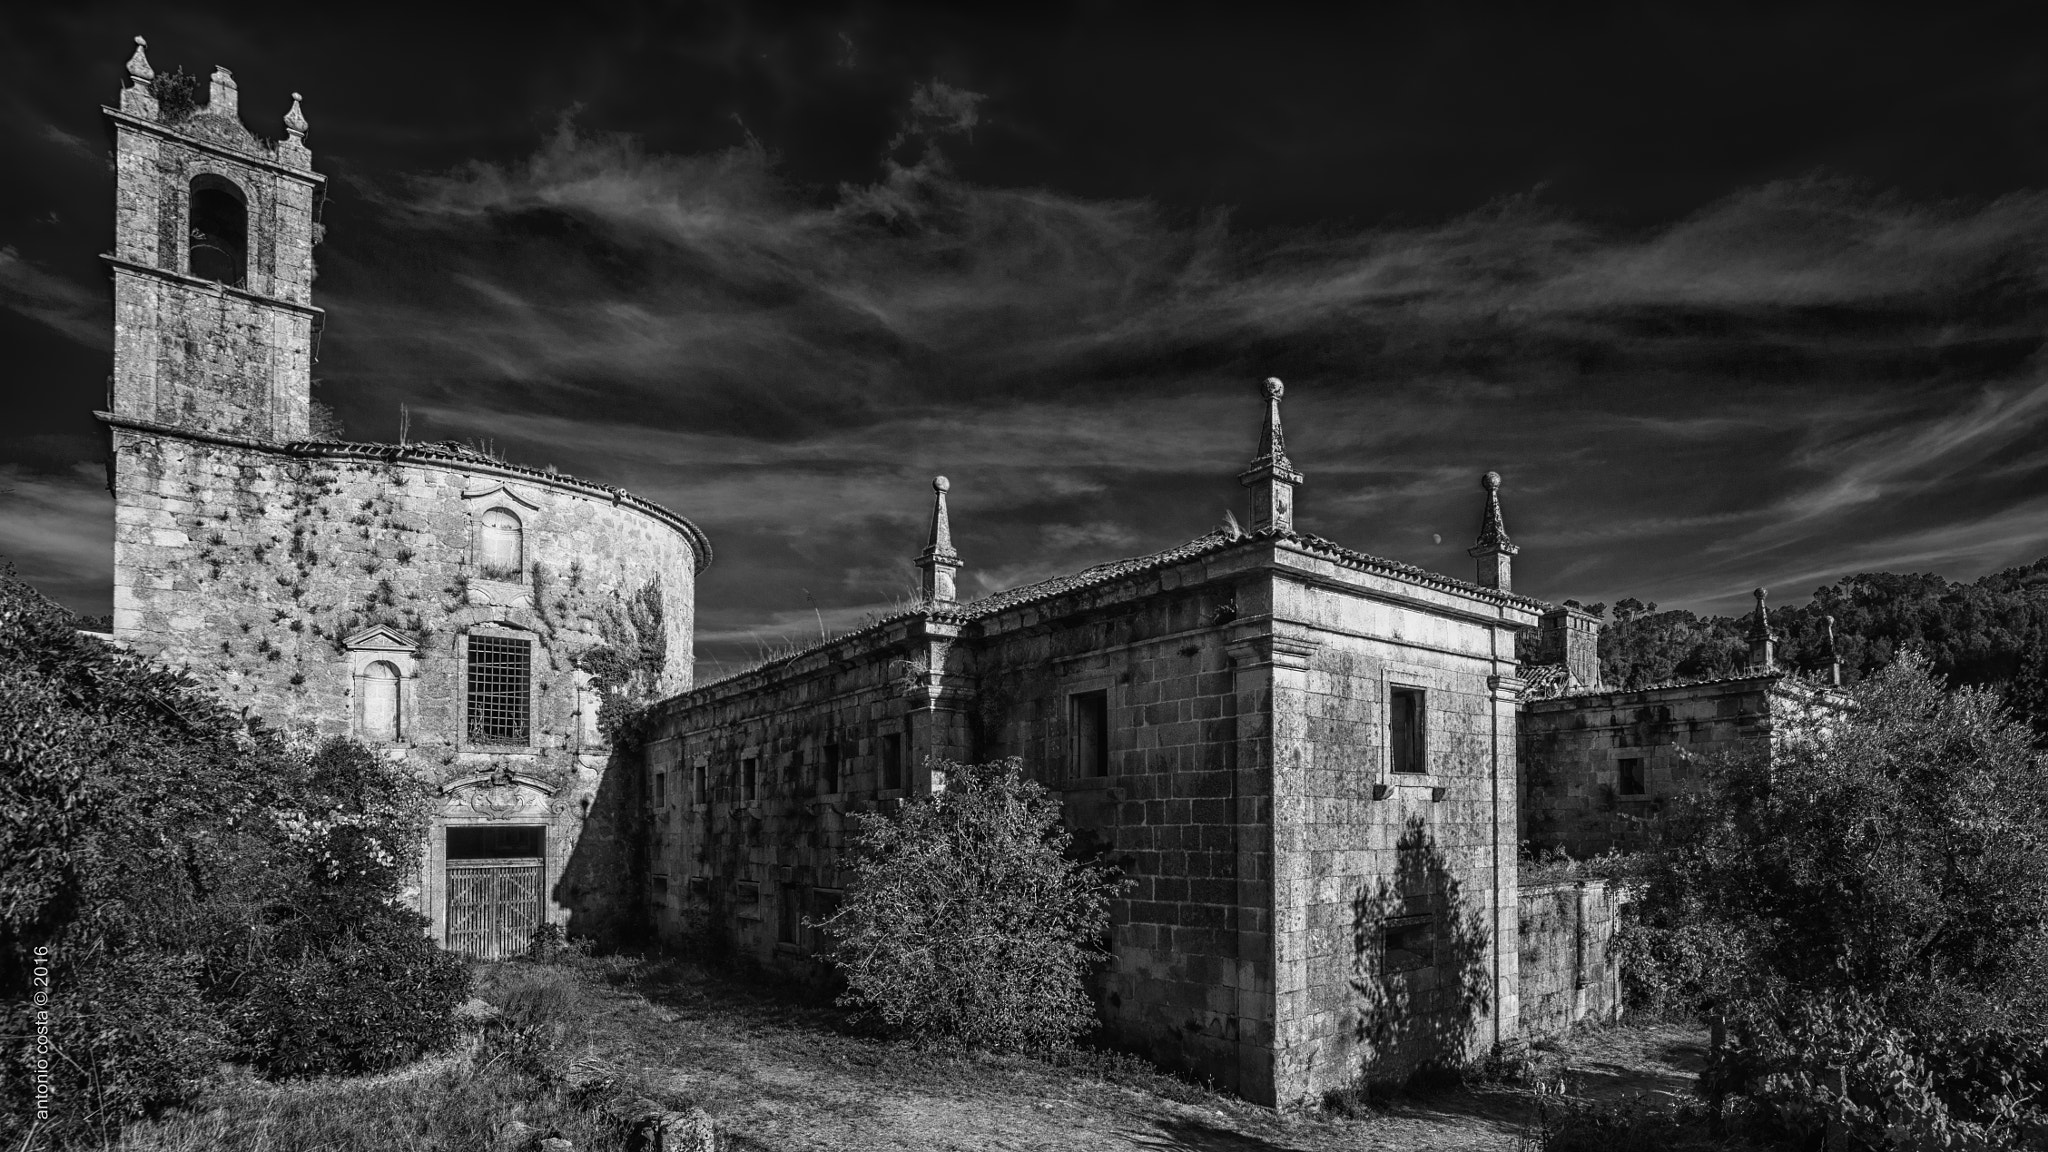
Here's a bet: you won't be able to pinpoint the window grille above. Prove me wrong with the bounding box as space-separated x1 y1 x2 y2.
467 634 532 743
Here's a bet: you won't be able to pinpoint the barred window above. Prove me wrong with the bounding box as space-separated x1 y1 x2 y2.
467 634 532 744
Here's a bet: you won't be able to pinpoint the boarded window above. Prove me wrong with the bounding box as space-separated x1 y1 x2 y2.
1070 690 1109 777
467 634 531 744
742 757 758 803
1390 686 1426 775
881 733 903 791
188 176 246 287
478 507 524 578
361 659 401 740
821 743 841 794
1383 914 1434 973
1618 757 1646 795
778 884 805 945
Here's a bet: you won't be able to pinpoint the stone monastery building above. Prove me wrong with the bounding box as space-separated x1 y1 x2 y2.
91 41 1845 1108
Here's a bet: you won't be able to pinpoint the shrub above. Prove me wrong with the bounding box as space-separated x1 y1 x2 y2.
0 568 466 1144
816 757 1130 1051
1618 651 2048 1144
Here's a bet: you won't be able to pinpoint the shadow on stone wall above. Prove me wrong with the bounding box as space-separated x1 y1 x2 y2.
1347 816 1493 1081
557 742 648 949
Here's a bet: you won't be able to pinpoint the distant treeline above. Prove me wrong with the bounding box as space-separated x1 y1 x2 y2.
1543 556 2048 736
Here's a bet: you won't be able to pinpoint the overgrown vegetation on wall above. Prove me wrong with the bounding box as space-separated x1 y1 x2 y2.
816 757 1131 1052
1616 653 2048 1147
1544 556 2048 736
0 568 469 1147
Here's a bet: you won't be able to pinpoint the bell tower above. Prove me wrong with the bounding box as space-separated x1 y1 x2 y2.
103 36 323 442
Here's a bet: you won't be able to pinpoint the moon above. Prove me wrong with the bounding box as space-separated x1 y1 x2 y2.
1432 533 1442 544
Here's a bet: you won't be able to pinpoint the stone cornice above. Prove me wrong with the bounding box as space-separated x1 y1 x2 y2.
104 254 325 319
98 411 713 572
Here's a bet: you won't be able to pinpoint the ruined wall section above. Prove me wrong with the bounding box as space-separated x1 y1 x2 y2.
108 429 703 941
1519 677 1780 855
1516 880 1625 1040
968 552 1269 1099
1266 552 1536 1104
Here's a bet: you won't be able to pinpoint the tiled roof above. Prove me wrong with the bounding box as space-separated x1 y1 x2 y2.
1518 663 1571 700
683 526 1545 697
286 437 712 571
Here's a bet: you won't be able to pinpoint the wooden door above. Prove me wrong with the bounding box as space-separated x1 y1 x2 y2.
445 858 544 959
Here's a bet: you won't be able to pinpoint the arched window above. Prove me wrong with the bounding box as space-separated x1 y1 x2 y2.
188 175 247 287
362 660 402 740
478 508 524 578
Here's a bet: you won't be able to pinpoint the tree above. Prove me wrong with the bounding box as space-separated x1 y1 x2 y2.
816 757 1130 1051
1617 653 2048 1144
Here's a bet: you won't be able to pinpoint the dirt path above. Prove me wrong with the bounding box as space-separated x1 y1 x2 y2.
580 965 1708 1152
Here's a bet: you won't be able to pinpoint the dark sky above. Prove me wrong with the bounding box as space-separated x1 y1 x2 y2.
6 2 2048 682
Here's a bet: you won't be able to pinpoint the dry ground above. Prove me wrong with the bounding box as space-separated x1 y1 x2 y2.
117 956 1713 1152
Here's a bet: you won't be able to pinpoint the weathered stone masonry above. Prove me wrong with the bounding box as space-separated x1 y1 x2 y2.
645 388 1546 1107
99 41 711 950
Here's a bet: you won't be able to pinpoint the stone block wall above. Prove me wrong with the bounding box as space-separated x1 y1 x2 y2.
642 616 967 966
1517 880 1624 1040
1519 677 1781 855
108 427 703 944
970 563 1265 1098
1266 556 1532 1105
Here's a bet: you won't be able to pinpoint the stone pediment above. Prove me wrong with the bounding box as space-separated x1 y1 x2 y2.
343 625 417 654
460 482 540 511
175 111 263 154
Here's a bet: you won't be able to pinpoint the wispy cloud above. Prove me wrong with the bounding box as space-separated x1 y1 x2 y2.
0 245 107 348
0 463 112 614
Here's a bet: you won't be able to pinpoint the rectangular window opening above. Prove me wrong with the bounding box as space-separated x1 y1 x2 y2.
653 771 667 808
1070 690 1109 778
1618 757 1646 796
447 825 544 860
692 760 707 806
466 634 532 744
881 733 904 792
1382 913 1434 974
1389 686 1426 775
821 743 841 795
742 757 758 803
810 888 843 952
778 884 805 946
787 749 804 793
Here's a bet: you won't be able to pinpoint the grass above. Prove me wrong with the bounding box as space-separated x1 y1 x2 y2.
112 951 1746 1152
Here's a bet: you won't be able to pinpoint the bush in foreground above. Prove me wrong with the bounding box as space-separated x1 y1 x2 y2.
0 569 467 1145
816 757 1130 1051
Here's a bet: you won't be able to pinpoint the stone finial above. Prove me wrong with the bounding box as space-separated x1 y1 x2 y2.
125 36 154 83
284 91 308 138
1747 587 1776 671
208 66 238 117
1467 470 1520 591
120 36 159 118
1823 613 1841 687
915 475 963 604
1237 376 1304 533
